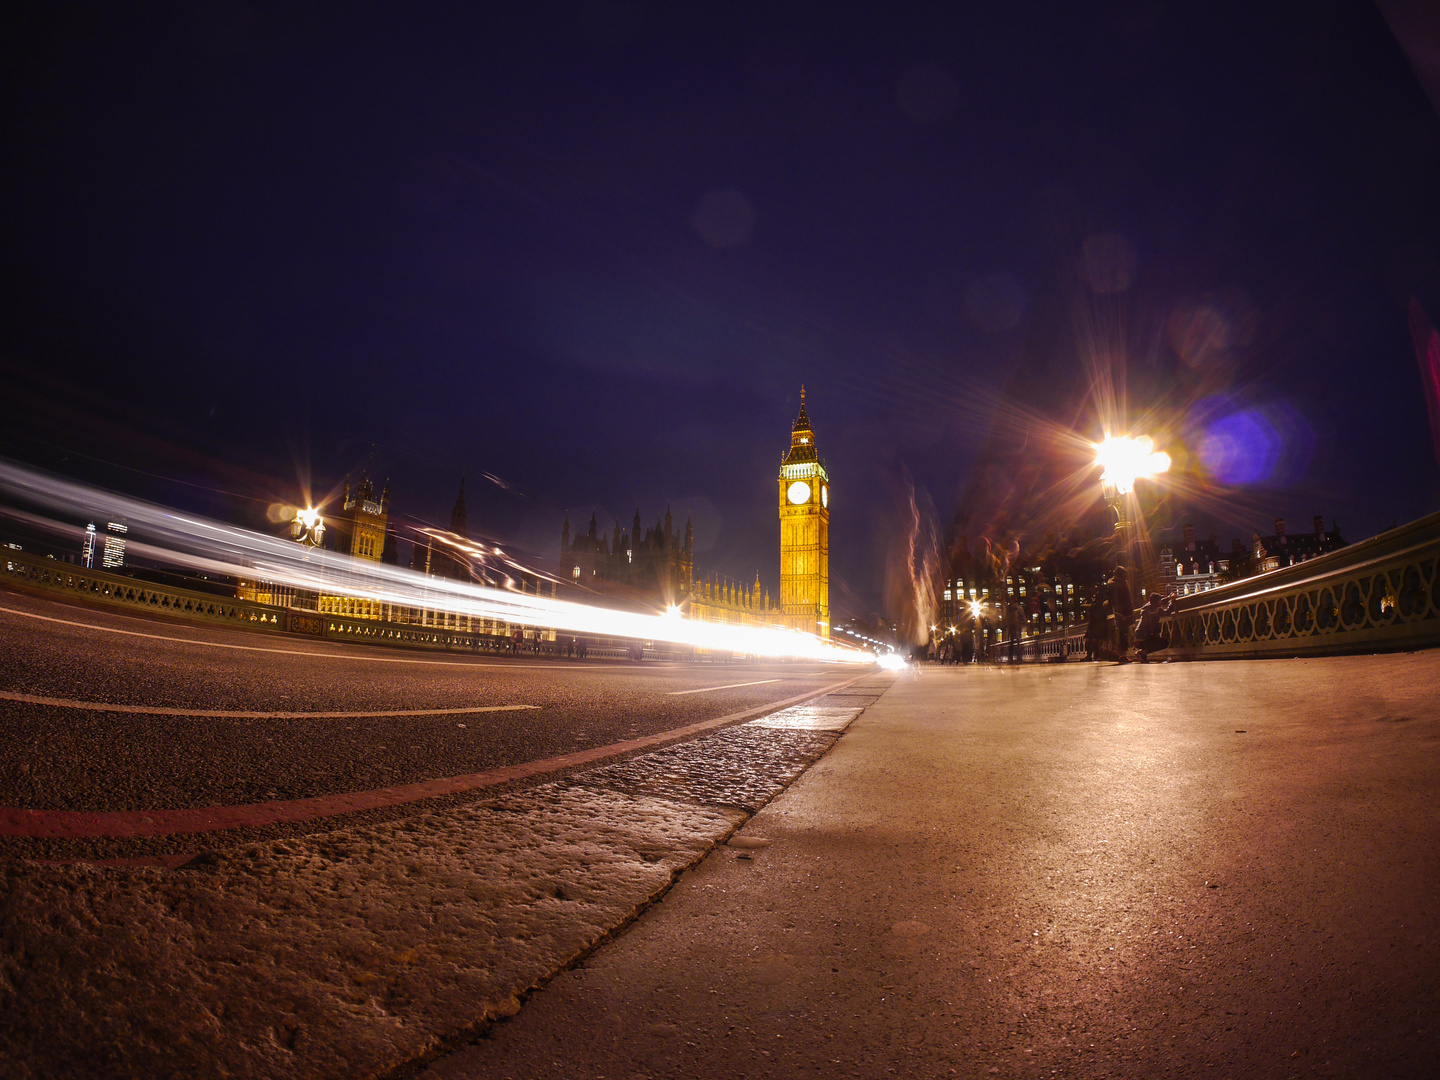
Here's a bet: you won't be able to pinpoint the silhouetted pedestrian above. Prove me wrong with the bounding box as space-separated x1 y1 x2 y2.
1109 566 1134 663
1134 590 1175 662
1083 585 1108 661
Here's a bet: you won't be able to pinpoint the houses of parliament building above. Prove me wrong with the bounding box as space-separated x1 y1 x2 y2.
559 387 831 638
244 390 833 642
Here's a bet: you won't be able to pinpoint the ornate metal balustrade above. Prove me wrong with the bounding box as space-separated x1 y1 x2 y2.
0 549 696 661
978 625 1087 663
1157 510 1440 658
985 510 1440 663
2 550 287 630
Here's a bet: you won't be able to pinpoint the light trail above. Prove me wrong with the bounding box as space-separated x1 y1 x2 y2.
0 460 873 664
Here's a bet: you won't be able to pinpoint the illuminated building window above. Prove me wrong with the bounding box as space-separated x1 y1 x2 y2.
102 522 127 569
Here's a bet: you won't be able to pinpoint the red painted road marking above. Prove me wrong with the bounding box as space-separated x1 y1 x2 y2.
0 674 877 839
0 691 537 720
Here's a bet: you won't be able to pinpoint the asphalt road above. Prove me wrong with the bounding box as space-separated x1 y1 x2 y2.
429 654 1440 1080
0 586 857 857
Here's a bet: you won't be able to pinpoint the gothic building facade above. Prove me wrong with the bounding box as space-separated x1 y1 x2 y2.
559 506 780 629
558 391 832 633
562 506 694 606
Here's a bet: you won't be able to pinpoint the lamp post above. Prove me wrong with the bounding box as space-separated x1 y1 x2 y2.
1093 435 1170 572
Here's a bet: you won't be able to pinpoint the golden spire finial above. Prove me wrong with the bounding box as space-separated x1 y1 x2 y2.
800 384 806 404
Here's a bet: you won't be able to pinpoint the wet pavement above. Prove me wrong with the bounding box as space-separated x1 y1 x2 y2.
426 655 1440 1080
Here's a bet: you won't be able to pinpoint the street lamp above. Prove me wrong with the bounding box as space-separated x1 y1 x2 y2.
1094 435 1170 497
1093 434 1169 569
291 507 325 547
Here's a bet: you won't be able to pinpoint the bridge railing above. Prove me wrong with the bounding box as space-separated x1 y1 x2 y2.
1156 510 1440 659
979 625 1089 663
0 549 733 662
2 550 290 631
977 510 1440 663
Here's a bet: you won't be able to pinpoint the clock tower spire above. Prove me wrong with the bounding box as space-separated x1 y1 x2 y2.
778 386 830 638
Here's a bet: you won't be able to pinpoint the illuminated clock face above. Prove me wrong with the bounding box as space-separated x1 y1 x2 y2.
821 484 828 508
787 480 811 505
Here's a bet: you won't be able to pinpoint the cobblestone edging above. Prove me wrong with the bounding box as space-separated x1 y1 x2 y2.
0 680 891 1080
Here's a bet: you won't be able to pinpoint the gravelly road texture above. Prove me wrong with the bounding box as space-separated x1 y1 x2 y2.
0 583 893 1079
428 654 1440 1080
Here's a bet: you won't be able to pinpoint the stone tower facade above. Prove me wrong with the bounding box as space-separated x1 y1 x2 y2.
778 387 830 638
333 473 389 562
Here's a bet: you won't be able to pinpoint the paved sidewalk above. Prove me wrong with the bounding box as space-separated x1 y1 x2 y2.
426 654 1440 1080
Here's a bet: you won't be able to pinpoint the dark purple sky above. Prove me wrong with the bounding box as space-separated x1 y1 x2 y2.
3 2 1439 617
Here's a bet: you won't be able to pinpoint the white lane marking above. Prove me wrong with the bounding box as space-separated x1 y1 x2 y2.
0 690 537 720
667 678 783 696
0 603 577 670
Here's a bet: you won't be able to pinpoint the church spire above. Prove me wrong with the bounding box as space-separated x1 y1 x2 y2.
450 476 467 537
784 384 819 464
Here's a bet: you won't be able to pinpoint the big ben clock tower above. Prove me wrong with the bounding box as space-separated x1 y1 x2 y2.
778 386 830 638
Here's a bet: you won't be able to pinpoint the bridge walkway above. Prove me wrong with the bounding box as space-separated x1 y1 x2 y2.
429 654 1440 1080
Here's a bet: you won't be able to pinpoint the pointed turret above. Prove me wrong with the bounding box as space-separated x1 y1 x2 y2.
450 476 467 537
380 479 391 513
684 513 694 553
784 384 820 464
561 512 571 552
664 505 673 543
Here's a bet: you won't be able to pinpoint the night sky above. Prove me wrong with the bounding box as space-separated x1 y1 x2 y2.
4 2 1440 619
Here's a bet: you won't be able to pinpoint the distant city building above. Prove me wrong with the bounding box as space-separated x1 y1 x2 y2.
101 521 127 569
1168 523 1231 597
1235 517 1346 580
939 532 1107 648
329 473 390 561
1162 516 1345 594
560 507 780 629
315 472 390 620
562 506 694 605
81 523 96 569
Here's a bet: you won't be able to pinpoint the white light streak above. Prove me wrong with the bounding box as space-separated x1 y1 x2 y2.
1 461 871 664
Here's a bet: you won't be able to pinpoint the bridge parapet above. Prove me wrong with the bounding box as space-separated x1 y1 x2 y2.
2 550 288 630
0 549 705 661
991 510 1440 662
1158 510 1440 658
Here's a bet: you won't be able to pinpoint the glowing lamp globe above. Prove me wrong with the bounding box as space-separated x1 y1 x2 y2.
1094 435 1171 496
